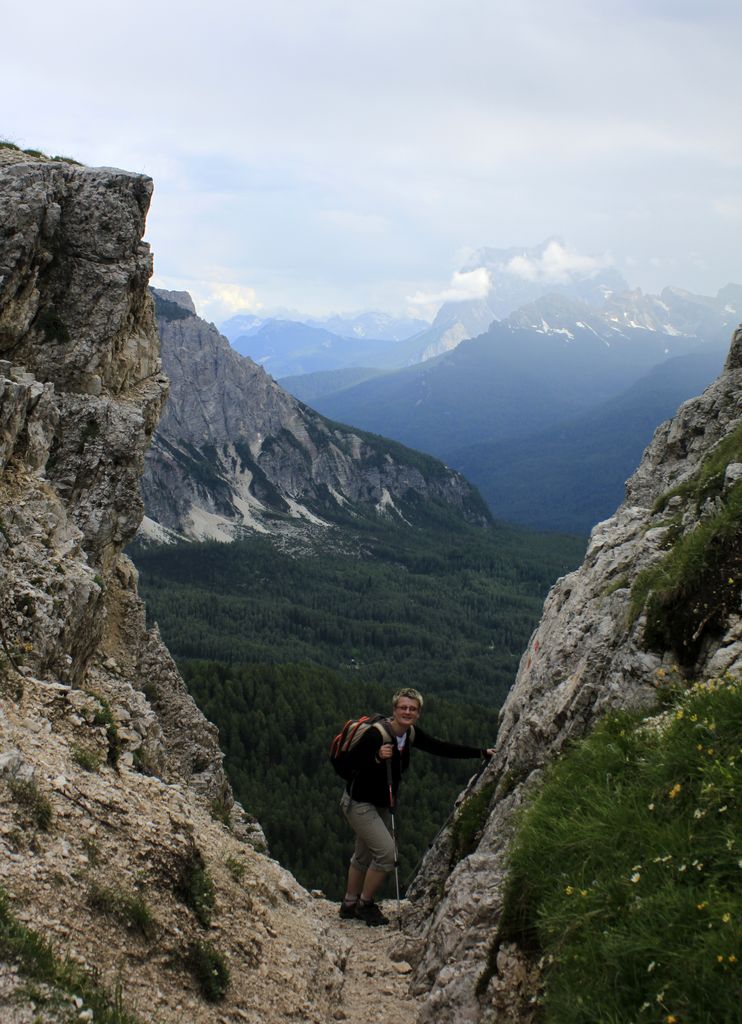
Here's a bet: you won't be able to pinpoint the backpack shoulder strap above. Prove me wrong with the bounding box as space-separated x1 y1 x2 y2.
372 719 394 744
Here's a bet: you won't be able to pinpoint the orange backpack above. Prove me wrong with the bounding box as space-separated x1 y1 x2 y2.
329 714 395 779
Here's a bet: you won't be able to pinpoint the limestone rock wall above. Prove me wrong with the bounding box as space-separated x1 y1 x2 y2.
0 155 363 1023
405 327 742 1024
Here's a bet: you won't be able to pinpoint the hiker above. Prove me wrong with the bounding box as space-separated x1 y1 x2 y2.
338 687 495 925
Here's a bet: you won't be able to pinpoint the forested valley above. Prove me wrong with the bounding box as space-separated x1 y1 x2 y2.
132 516 585 898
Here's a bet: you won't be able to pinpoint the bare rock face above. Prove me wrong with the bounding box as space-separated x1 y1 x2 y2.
405 325 742 1024
0 155 386 1024
140 290 489 542
0 157 262 842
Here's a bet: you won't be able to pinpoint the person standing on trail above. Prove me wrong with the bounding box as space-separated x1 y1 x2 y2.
338 687 495 926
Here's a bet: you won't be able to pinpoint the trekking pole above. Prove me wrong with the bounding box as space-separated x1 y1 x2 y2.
386 760 402 931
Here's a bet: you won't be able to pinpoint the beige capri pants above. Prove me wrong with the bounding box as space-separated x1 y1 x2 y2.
340 791 395 873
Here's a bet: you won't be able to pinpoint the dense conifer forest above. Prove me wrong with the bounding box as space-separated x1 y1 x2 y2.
132 517 585 897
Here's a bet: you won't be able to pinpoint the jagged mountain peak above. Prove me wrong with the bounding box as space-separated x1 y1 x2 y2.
142 291 489 543
153 288 197 314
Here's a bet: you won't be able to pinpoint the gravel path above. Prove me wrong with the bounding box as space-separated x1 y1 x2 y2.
314 897 423 1024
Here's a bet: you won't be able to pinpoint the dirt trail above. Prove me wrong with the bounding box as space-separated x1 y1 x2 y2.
313 898 423 1024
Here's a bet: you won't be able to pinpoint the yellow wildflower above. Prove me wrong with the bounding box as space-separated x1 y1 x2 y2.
564 886 574 896
722 913 732 923
730 956 738 964
668 783 682 799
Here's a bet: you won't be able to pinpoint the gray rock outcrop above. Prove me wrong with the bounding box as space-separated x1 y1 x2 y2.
0 156 258 831
0 152 365 1024
404 326 742 1024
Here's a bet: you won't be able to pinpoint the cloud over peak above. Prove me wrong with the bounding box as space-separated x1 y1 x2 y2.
408 268 492 306
505 240 611 284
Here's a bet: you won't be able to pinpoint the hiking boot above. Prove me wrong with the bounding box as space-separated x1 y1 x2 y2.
339 900 358 920
354 900 389 927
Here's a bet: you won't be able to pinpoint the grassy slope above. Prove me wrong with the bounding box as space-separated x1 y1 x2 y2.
496 673 742 1024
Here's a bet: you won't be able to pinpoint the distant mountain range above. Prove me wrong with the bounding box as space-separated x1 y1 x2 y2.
220 240 741 381
223 318 408 377
220 309 428 344
292 284 738 533
218 310 430 378
208 247 741 535
305 312 717 457
401 239 631 363
140 290 489 544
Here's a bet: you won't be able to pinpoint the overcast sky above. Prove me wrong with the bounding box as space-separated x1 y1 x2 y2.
4 0 741 322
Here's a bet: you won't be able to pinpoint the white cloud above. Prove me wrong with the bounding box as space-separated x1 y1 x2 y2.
407 268 492 306
505 241 611 284
3 1 741 309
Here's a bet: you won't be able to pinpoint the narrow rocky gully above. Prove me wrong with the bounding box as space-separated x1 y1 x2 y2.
313 897 421 1024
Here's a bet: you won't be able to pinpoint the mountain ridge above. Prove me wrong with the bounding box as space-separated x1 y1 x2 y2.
141 289 490 544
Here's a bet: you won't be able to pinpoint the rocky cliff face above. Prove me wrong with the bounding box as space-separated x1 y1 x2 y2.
0 152 353 1022
403 326 742 1024
141 289 488 543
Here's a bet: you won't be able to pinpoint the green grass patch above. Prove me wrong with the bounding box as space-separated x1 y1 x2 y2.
8 777 53 832
449 782 495 867
210 795 232 828
0 139 81 164
0 886 139 1023
495 674 742 1023
88 881 156 940
72 743 102 773
82 836 102 866
224 854 246 883
653 422 742 515
90 694 122 768
630 481 742 664
174 842 216 927
185 939 230 1002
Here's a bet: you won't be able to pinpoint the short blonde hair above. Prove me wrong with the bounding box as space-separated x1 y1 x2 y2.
392 687 424 710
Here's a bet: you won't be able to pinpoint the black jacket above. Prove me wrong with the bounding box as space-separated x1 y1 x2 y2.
344 722 484 807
